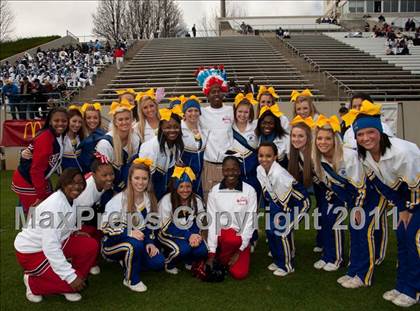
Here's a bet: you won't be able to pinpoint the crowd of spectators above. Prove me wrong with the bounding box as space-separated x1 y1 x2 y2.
240 22 254 35
0 39 128 120
275 27 290 39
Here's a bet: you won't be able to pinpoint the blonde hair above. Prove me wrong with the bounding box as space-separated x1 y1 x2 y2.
312 127 343 181
112 110 134 167
136 97 159 142
293 96 319 118
125 163 158 213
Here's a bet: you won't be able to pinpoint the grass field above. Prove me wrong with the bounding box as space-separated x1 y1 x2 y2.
0 36 60 60
0 170 402 310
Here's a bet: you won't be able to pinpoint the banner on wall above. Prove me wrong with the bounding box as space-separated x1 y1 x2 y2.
1 120 45 147
379 102 398 135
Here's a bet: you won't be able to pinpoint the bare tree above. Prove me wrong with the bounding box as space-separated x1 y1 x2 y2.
0 0 14 42
92 0 127 43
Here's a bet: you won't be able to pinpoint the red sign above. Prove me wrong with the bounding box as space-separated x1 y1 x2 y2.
1 120 45 147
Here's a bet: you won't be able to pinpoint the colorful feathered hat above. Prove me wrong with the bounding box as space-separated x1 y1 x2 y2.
195 65 228 96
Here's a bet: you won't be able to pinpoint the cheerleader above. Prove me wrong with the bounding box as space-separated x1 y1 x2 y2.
134 88 160 143
231 92 260 192
61 107 84 171
180 96 207 196
78 102 106 173
15 168 98 302
255 105 289 168
343 100 420 307
138 106 184 200
206 156 257 280
343 94 393 266
196 65 233 199
257 142 310 276
101 159 164 293
256 85 290 133
116 88 137 120
96 100 140 192
290 89 320 120
11 107 67 212
74 154 115 275
158 166 208 274
312 115 350 272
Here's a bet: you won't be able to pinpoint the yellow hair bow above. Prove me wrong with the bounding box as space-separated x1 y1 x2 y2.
342 100 382 127
316 115 341 133
68 104 81 112
234 92 258 107
168 95 187 106
80 102 102 114
185 95 201 103
108 99 135 115
132 157 153 167
159 105 184 121
172 166 196 181
115 88 137 96
258 104 284 119
290 89 313 102
257 86 279 101
136 88 156 102
290 115 315 129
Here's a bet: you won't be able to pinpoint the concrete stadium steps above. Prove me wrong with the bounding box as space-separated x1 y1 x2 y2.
282 33 420 101
94 36 324 104
325 32 420 75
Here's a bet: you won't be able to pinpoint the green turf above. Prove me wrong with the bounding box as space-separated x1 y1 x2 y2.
0 170 402 310
0 36 60 60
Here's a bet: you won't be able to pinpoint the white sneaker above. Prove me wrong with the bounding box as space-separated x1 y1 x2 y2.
250 245 255 253
23 274 43 303
89 265 100 275
337 275 352 285
184 264 192 271
323 263 340 272
123 279 148 293
383 289 401 301
313 247 323 253
63 293 82 302
392 294 417 307
273 268 289 277
313 259 327 270
341 276 365 289
267 263 278 271
268 251 273 258
165 266 179 275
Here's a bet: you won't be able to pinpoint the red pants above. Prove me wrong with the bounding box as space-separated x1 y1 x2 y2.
15 235 98 295
80 225 103 265
216 228 250 280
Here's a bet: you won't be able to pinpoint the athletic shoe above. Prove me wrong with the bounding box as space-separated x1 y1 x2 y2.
23 275 42 303
123 279 148 293
165 266 179 275
313 247 323 253
184 264 192 271
273 268 290 277
62 293 82 302
313 259 327 270
267 263 278 271
268 251 272 258
383 289 401 301
323 263 340 272
89 265 100 275
337 275 352 285
392 294 417 307
341 276 365 289
250 245 255 253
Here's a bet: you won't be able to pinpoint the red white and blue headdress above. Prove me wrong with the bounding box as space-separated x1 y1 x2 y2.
194 65 228 96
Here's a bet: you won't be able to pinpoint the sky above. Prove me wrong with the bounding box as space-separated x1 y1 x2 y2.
7 1 323 39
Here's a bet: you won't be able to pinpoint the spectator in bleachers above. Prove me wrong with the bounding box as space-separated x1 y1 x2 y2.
338 103 349 138
2 78 21 120
244 77 258 95
276 27 284 39
192 24 197 38
378 15 386 23
226 79 242 100
283 30 291 39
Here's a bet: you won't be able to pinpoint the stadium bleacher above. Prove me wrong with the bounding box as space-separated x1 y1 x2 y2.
94 36 325 104
282 33 420 101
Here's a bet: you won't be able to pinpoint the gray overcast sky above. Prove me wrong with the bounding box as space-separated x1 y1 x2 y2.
9 1 323 39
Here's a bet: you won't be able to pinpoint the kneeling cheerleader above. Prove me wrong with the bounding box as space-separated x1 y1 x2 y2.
158 166 208 274
101 158 164 292
257 142 310 277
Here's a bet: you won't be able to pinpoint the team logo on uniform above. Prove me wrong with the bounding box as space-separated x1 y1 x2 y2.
237 197 248 205
49 153 60 167
222 116 232 124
